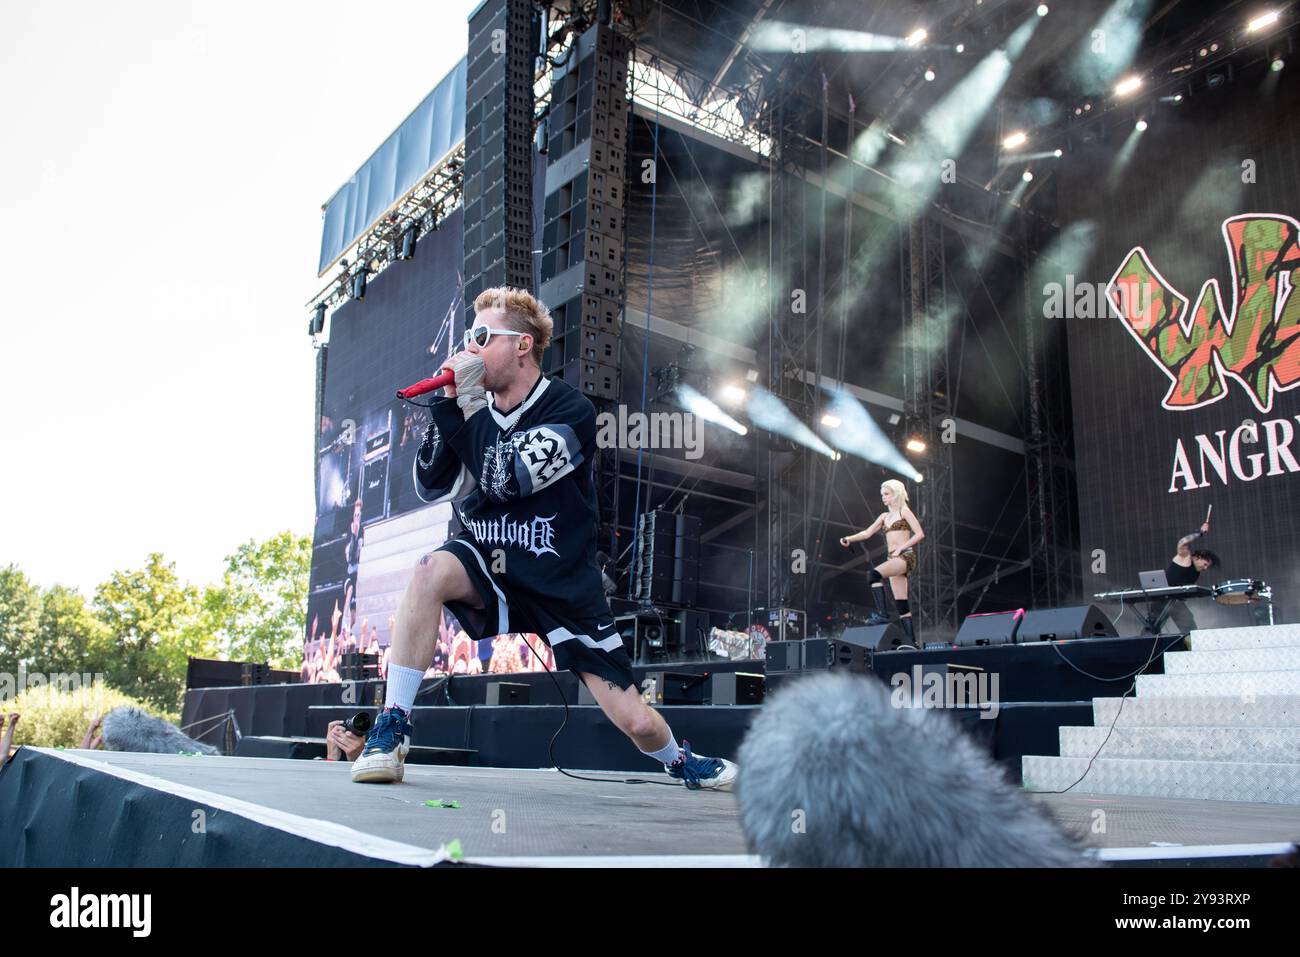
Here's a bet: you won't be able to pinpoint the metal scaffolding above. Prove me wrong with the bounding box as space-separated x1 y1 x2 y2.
902 216 959 642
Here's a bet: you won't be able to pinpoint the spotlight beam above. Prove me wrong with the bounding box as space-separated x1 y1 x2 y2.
677 384 748 435
745 387 837 457
750 21 934 52
820 387 923 482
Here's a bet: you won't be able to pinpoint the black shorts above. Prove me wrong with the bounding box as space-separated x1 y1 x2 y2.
436 537 637 691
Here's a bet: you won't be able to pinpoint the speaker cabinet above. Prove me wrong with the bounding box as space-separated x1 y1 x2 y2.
710 672 765 705
485 681 531 705
839 623 909 652
1017 605 1118 642
955 609 1024 647
764 640 803 672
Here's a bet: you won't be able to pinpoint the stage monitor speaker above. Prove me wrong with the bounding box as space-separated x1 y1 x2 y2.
764 640 802 672
710 672 765 705
840 623 910 653
240 662 271 686
955 609 1024 647
1017 605 1118 642
642 671 709 705
187 657 246 690
486 681 531 706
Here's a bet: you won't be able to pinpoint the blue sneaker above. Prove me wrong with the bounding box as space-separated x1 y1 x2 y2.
665 739 738 791
350 706 413 783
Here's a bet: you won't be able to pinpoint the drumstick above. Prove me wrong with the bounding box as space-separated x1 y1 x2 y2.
1205 504 1213 524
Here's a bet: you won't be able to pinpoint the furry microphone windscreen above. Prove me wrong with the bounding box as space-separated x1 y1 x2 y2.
736 672 1088 867
100 707 221 756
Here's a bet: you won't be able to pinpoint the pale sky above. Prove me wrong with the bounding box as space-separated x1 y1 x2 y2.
0 0 481 595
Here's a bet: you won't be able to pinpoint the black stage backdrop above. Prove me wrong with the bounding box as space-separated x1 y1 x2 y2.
305 206 558 682
1055 64 1300 627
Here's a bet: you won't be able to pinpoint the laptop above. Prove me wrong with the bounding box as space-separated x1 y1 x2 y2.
1138 569 1169 590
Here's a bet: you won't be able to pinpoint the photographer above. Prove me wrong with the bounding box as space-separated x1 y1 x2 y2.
326 719 366 762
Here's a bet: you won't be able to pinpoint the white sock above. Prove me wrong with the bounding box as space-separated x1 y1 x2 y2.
641 729 683 767
384 663 425 713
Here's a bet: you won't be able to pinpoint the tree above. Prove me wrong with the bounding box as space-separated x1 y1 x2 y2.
34 585 114 678
0 564 41 676
92 553 212 713
201 531 311 670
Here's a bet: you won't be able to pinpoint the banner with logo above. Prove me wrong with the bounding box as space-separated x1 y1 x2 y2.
1054 68 1300 627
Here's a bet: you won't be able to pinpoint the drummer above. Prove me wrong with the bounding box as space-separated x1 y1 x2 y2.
1164 519 1220 631
1168 520 1220 586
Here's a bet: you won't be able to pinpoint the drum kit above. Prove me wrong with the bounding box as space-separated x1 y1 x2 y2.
1211 579 1274 622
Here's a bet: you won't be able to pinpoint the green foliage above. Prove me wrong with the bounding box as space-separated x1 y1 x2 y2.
201 531 311 670
4 532 311 715
0 564 41 675
5 683 165 749
34 584 114 676
92 553 212 715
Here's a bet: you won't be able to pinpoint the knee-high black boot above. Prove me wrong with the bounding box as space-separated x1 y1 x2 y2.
867 583 891 625
896 598 914 645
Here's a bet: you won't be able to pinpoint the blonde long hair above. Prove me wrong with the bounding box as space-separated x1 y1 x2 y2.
881 479 909 512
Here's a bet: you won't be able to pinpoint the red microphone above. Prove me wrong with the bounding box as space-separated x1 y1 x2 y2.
396 367 454 400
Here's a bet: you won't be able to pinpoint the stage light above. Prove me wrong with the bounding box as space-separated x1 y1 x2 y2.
719 383 747 406
1053 148 1063 157
1037 4 1049 16
887 130 907 145
955 43 965 53
399 224 419 260
1002 130 1028 149
820 389 922 480
1272 57 1285 71
906 438 927 453
744 368 759 382
311 303 326 335
1135 118 1148 131
924 68 936 81
906 27 927 46
888 413 901 425
1115 75 1142 96
1022 169 1034 182
677 384 748 436
1248 11 1279 33
351 269 367 300
1199 47 1209 57
1207 71 1226 88
821 413 842 428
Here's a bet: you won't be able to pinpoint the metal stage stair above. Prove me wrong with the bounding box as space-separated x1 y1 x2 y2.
1023 624 1300 805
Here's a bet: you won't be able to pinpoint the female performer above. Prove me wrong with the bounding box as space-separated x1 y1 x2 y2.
839 479 925 643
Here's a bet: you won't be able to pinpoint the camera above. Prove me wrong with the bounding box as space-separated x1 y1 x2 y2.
341 711 372 737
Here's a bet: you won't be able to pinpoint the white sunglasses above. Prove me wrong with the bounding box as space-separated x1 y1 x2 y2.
464 322 527 350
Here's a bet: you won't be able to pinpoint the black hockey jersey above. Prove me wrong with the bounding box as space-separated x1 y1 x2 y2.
413 373 610 617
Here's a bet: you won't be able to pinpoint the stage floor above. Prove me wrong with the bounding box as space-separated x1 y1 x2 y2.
29 749 1300 867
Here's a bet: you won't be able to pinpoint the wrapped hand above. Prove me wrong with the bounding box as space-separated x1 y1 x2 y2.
443 352 487 418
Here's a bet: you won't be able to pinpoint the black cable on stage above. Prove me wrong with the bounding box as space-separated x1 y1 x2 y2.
513 631 686 788
1036 631 1180 794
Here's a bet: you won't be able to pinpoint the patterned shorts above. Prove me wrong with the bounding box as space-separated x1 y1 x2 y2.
899 549 917 577
435 536 637 692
